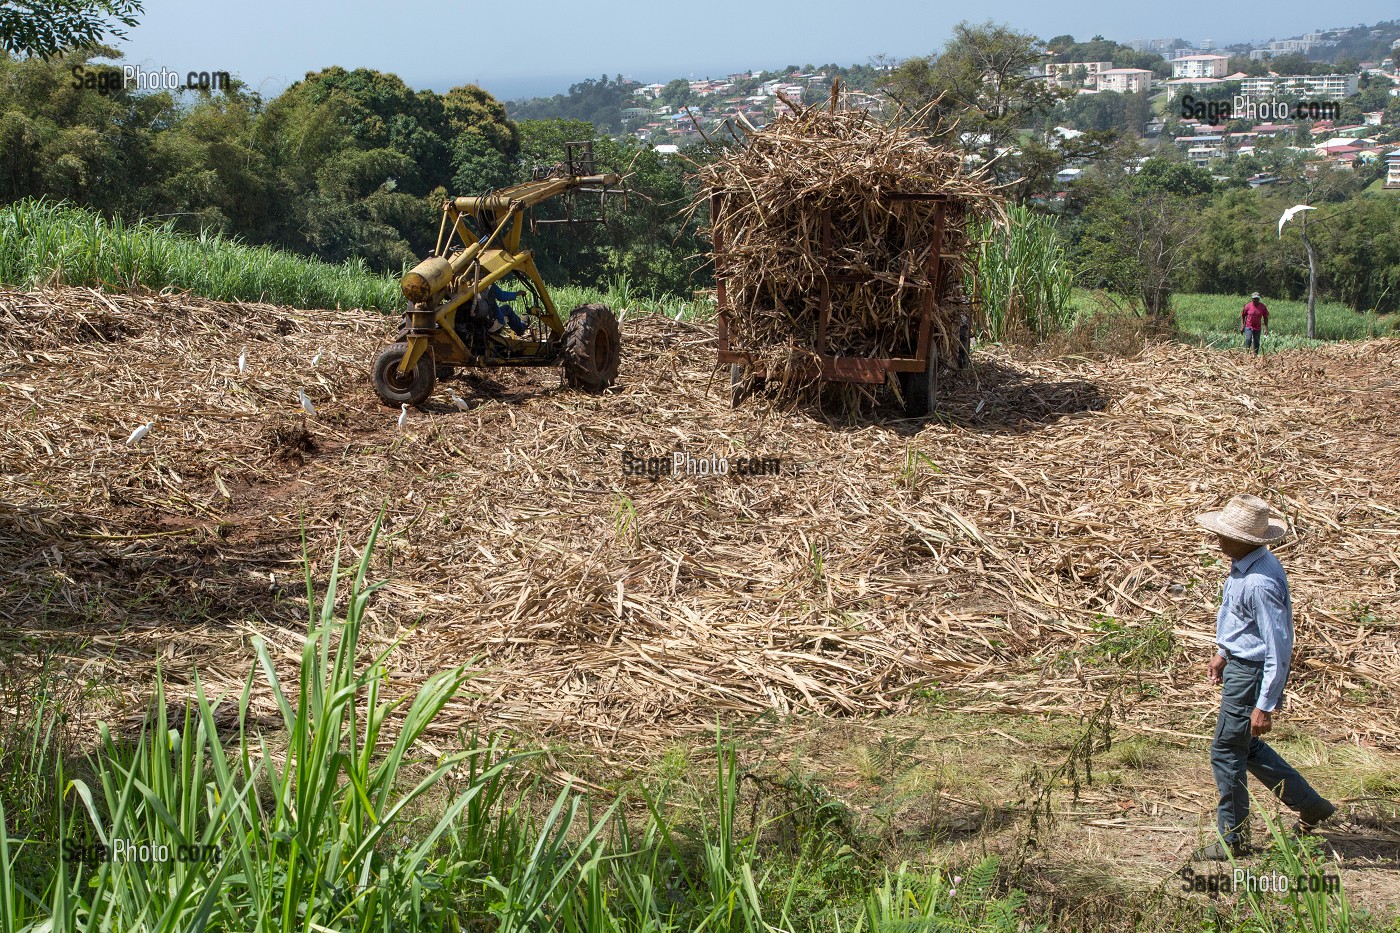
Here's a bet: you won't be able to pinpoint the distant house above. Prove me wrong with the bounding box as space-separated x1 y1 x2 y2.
1238 73 1359 101
1187 145 1225 167
1317 136 1375 150
1387 149 1400 188
1097 68 1154 93
1044 61 1113 88
1172 54 1229 79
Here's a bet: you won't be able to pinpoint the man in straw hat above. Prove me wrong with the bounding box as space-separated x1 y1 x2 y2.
1193 494 1335 860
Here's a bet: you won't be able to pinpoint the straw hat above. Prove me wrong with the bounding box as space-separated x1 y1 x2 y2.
1195 494 1286 545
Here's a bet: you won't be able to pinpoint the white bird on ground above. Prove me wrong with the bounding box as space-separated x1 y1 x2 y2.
311 348 323 367
298 389 316 417
1278 204 1314 237
126 420 154 446
397 402 410 429
238 347 247 375
449 391 470 411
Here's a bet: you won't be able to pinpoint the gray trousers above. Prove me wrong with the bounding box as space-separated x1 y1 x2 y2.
1211 657 1327 846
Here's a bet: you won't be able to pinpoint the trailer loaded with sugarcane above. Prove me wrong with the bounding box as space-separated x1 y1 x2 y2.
701 103 1004 414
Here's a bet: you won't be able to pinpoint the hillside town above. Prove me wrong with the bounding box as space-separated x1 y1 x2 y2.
601 25 1400 189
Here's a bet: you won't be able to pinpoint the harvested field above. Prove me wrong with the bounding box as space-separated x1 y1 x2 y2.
1 286 1398 757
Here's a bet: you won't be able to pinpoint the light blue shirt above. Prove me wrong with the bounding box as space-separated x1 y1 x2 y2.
1215 546 1293 713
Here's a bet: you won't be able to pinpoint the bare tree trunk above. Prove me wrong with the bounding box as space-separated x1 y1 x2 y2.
1301 211 1317 340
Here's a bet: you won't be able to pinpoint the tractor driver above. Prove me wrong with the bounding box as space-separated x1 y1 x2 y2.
487 281 529 336
470 209 529 337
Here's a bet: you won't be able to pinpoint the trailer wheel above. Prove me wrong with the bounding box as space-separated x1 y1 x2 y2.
729 362 763 408
372 342 436 407
899 343 939 416
562 303 621 392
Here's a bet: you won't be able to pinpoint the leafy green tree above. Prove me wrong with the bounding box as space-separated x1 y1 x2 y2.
1266 52 1321 76
1227 56 1269 77
508 75 637 133
660 78 692 109
443 84 519 158
252 67 520 267
0 46 174 211
1073 158 1213 322
451 133 514 194
141 85 273 236
886 21 1066 185
0 0 141 58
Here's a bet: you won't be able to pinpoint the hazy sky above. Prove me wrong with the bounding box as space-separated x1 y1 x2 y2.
109 0 1396 101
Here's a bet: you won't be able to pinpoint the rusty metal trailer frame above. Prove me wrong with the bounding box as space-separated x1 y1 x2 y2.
712 191 953 386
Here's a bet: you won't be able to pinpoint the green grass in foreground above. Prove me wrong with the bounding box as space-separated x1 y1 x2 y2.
0 523 1370 932
0 198 403 311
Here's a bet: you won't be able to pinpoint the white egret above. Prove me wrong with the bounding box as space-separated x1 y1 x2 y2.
312 348 323 367
238 348 247 375
126 421 154 445
449 392 470 411
298 389 316 417
397 402 410 429
1278 204 1314 237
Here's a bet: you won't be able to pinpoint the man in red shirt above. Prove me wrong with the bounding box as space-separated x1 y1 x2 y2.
1241 293 1269 355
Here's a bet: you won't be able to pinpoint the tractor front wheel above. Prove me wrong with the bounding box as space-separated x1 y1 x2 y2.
562 303 621 392
372 342 436 407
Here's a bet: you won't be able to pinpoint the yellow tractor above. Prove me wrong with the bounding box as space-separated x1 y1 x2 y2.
372 143 624 407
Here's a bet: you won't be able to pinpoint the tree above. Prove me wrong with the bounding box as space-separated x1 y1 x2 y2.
1074 159 1213 322
886 21 1065 184
1227 56 1269 77
0 0 141 58
1267 52 1317 76
660 78 692 109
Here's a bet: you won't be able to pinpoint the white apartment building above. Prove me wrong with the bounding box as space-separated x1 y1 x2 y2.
1268 39 1315 53
1172 54 1230 79
1044 61 1114 88
1237 73 1360 100
1097 68 1155 93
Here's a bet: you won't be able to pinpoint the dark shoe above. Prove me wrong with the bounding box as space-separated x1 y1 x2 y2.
1297 801 1336 833
1191 839 1250 861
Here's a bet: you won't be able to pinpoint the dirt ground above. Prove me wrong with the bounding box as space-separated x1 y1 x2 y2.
1 286 1397 918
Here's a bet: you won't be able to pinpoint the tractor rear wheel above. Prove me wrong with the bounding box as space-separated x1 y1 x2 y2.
562 303 620 392
372 342 436 407
898 342 939 417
